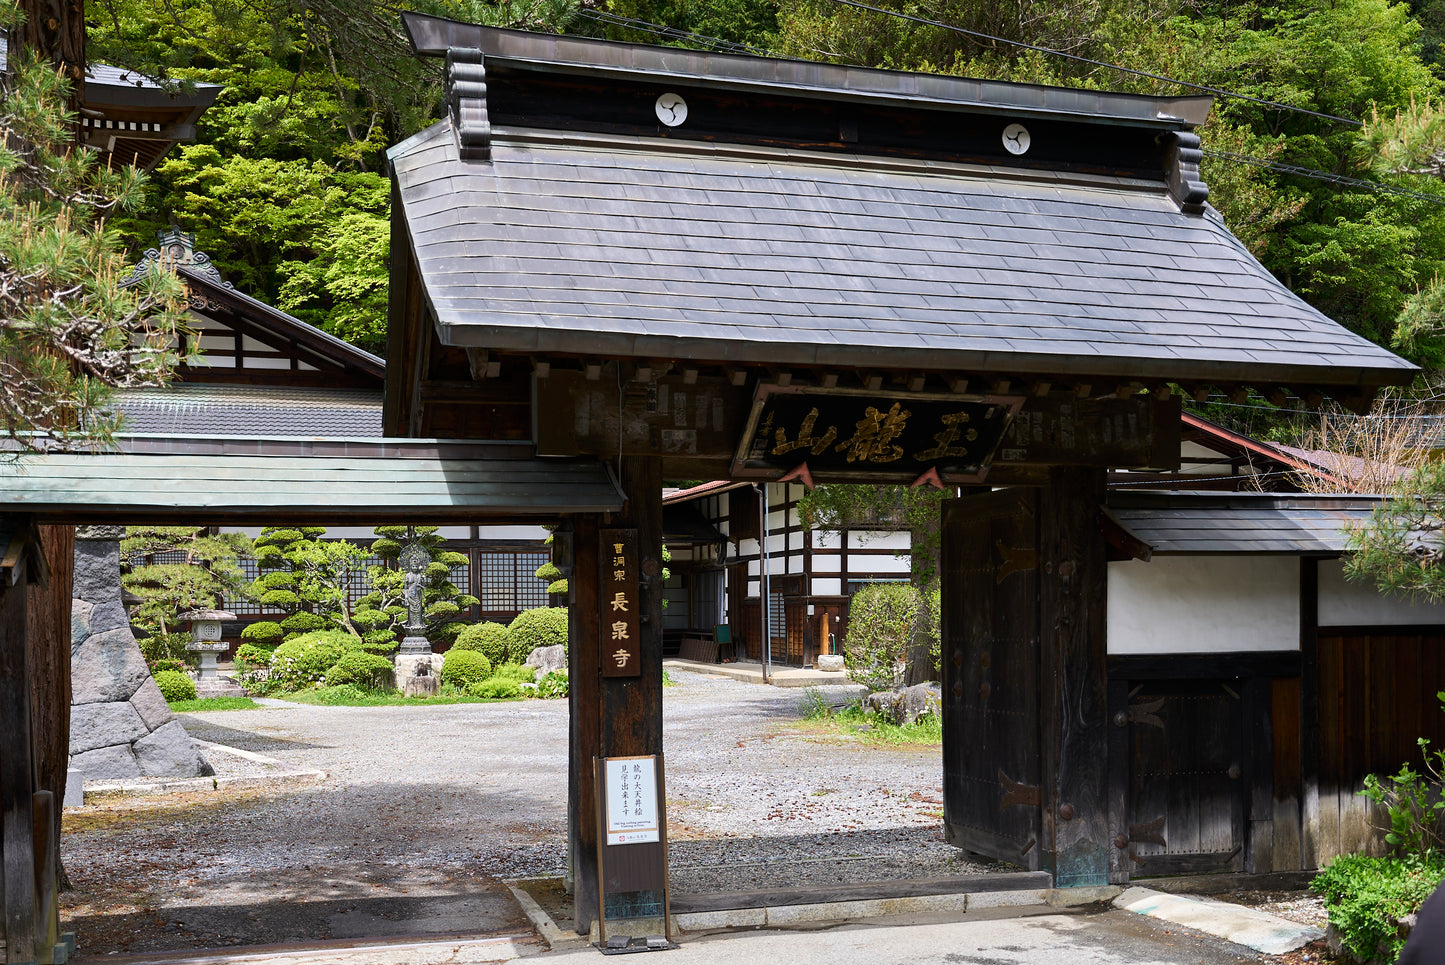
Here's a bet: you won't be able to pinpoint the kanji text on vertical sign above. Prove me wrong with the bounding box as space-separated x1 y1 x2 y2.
605 756 660 845
600 528 641 678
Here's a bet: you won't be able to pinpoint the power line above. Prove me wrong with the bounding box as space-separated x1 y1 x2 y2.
574 9 766 56
1204 149 1445 205
818 0 1364 127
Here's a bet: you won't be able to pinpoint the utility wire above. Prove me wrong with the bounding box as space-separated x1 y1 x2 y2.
574 9 767 56
818 0 1364 127
1203 149 1445 205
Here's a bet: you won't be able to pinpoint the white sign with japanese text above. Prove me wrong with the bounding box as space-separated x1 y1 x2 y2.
605 756 659 845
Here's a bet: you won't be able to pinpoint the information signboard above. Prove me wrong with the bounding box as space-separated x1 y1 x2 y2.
605 756 660 845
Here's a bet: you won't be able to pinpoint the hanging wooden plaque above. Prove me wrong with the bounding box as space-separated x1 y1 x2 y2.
600 528 641 678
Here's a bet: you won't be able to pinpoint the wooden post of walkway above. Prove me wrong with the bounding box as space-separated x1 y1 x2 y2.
569 457 665 935
1037 467 1111 888
0 518 39 963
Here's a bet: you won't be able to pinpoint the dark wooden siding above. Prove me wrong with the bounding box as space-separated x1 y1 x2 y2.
1314 630 1445 859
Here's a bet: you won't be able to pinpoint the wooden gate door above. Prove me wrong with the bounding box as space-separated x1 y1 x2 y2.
1123 680 1245 876
941 488 1044 870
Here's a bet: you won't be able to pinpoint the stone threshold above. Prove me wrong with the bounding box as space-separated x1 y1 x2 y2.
82 741 326 802
505 872 1101 946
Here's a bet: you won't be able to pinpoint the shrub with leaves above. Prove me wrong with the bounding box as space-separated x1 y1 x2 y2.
266 629 357 691
441 649 491 689
233 643 274 672
844 583 922 692
451 620 511 666
352 525 479 652
535 670 569 699
154 669 197 702
323 650 394 690
468 676 522 699
1312 853 1445 962
507 607 568 661
492 662 536 683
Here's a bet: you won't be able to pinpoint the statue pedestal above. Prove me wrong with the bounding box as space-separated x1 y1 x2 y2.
398 634 432 656
394 652 443 693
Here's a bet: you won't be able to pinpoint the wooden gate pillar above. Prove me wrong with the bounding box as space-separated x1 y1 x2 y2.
1038 467 1111 888
568 457 665 934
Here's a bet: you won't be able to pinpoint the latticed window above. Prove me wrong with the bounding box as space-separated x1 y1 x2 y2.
517 551 551 609
474 551 551 613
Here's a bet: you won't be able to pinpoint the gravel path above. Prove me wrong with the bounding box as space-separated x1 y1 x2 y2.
61 669 999 958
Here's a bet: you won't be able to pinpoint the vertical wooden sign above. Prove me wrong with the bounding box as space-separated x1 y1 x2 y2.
600 529 641 678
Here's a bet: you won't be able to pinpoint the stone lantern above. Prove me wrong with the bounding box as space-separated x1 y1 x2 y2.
179 609 236 680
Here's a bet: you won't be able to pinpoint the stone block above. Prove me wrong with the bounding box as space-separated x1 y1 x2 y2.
71 702 148 754
72 540 122 603
970 889 1048 910
524 644 567 676
134 720 210 778
75 524 126 542
70 744 141 781
816 654 845 672
88 600 131 634
130 676 175 731
71 599 94 647
404 676 440 698
64 768 85 808
71 628 150 704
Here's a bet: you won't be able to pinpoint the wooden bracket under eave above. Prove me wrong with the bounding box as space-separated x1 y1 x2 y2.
778 461 815 489
1100 507 1152 563
910 466 946 490
466 348 500 380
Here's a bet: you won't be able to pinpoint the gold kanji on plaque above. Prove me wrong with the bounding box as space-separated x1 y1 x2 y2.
835 402 911 463
771 407 838 456
611 592 630 612
601 528 642 678
611 621 630 641
913 410 980 461
612 649 631 668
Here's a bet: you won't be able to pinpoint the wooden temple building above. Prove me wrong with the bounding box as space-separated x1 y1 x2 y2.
0 13 1426 959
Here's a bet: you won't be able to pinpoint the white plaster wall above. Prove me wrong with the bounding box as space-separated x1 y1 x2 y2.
477 525 550 540
1317 559 1445 627
1107 555 1300 654
864 554 912 575
847 530 911 551
812 578 842 596
813 554 841 573
815 531 842 550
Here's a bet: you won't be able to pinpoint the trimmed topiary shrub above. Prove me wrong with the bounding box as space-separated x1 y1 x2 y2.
468 677 522 699
154 669 197 702
268 630 357 691
452 621 511 665
441 649 492 689
240 621 284 648
507 607 568 661
280 611 328 636
324 650 394 690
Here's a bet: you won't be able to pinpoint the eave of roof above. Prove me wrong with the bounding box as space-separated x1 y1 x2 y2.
391 126 1415 391
1106 491 1380 555
402 14 1212 129
0 443 624 523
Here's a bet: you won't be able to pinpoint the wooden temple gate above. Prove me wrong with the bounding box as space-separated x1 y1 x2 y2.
0 12 1422 959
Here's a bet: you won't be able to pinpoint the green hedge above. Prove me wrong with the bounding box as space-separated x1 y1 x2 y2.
453 621 511 665
441 649 492 688
268 630 357 690
154 669 197 702
324 650 394 690
508 607 568 661
468 676 521 699
845 583 920 691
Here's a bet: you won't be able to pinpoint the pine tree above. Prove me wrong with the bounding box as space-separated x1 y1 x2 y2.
352 526 479 652
120 525 252 663
1 0 189 451
243 526 368 647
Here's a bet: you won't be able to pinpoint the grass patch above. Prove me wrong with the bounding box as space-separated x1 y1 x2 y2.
663 668 676 687
282 684 527 707
793 688 942 746
167 697 259 712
